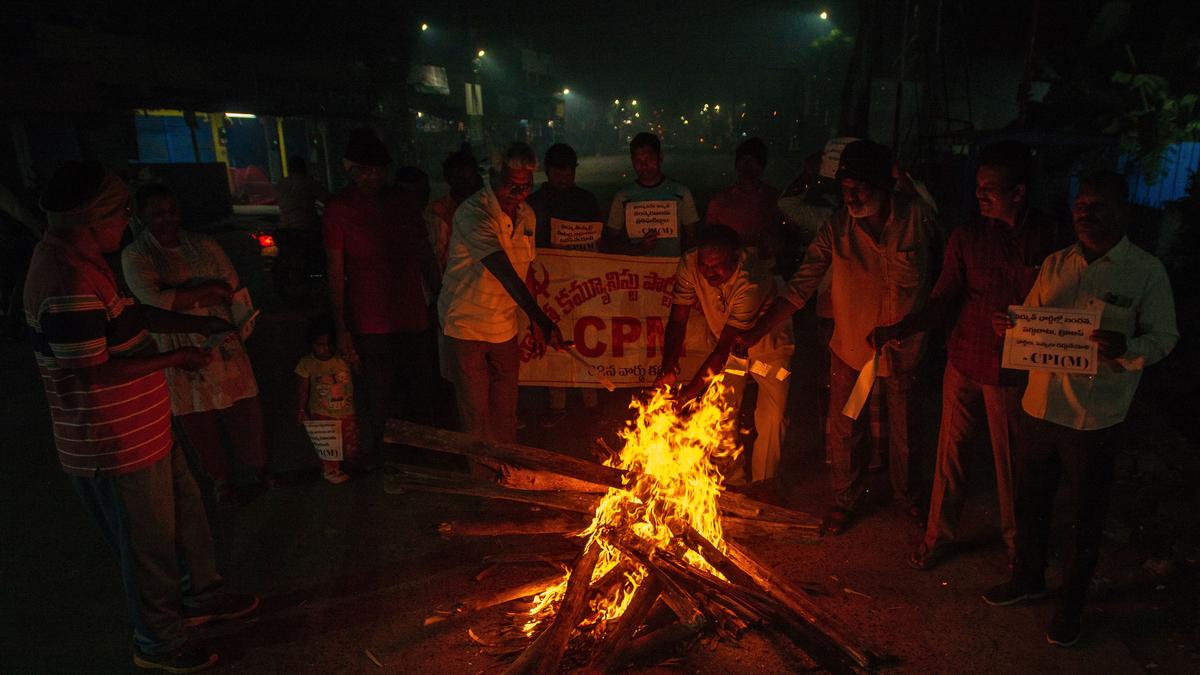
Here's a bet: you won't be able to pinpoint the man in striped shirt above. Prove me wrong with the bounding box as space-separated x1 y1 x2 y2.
25 162 258 673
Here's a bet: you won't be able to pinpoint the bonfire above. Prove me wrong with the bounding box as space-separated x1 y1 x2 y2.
385 377 878 673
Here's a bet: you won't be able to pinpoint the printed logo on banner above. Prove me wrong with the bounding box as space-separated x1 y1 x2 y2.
550 218 602 248
520 250 696 387
625 200 678 239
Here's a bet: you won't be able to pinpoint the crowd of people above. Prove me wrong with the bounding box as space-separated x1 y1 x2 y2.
18 124 1179 670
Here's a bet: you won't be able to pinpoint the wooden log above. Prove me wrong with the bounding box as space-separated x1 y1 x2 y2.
438 514 585 538
482 549 577 566
384 420 820 527
722 515 820 540
725 542 876 670
605 536 706 629
579 577 662 675
424 572 565 626
616 621 700 667
386 420 626 489
499 466 608 493
384 465 600 514
503 540 602 675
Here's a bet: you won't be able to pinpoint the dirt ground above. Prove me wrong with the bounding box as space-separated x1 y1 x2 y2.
4 298 1198 675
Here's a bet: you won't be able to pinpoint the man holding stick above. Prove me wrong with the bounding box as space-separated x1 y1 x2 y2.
438 143 564 471
655 225 794 487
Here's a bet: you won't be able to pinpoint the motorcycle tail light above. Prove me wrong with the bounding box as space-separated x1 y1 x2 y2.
256 234 275 248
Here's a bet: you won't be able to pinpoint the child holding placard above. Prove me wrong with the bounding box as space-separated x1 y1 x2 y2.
295 317 358 484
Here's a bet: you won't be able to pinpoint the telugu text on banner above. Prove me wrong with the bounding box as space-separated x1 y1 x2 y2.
518 249 706 387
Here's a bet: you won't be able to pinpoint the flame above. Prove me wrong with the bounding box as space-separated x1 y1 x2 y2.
522 375 740 636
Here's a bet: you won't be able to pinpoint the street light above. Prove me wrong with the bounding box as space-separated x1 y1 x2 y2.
613 98 620 105
477 49 486 58
630 99 638 106
819 11 829 20
421 22 429 31
562 87 571 95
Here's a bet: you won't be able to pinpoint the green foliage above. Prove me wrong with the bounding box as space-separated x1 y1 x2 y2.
1112 71 1200 182
811 27 853 50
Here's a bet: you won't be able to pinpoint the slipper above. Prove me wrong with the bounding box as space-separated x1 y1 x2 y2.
820 507 851 536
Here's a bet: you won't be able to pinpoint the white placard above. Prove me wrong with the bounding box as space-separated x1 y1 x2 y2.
820 137 859 179
303 419 344 461
550 218 602 248
230 288 258 340
625 200 678 239
841 352 877 420
1001 305 1101 375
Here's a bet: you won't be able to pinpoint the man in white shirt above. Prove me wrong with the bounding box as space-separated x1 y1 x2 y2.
983 171 1178 648
438 143 563 467
655 225 794 486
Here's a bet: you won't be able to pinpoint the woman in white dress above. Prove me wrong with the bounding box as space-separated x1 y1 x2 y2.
122 184 268 503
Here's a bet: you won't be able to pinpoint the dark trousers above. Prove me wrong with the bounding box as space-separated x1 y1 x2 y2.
176 396 267 483
1013 414 1121 613
355 331 429 450
828 353 918 510
70 446 222 654
442 335 520 443
922 362 1022 559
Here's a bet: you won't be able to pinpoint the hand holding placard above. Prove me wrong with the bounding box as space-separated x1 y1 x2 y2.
1000 305 1101 374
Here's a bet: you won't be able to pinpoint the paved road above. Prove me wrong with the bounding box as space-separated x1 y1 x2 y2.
3 152 1197 673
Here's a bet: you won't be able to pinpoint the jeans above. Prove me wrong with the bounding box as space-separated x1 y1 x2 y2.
828 353 918 510
1012 414 1121 613
922 362 1022 559
70 446 222 654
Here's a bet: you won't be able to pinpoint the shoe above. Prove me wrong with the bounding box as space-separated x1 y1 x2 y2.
820 507 851 536
1046 608 1083 647
982 579 1047 606
133 646 218 673
182 593 260 627
909 542 950 571
323 469 349 485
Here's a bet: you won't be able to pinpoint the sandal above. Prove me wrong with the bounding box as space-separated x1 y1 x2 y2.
820 507 851 536
908 542 950 571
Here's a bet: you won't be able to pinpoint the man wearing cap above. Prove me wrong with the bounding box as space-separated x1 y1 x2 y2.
324 128 439 461
525 143 603 424
438 143 564 467
736 140 940 534
25 161 259 672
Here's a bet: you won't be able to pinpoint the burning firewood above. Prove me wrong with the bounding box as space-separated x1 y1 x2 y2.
387 379 877 672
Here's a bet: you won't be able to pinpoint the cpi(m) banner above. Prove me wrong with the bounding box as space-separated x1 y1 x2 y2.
519 249 694 388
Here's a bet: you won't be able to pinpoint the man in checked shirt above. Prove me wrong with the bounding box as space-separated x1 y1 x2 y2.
871 141 1071 571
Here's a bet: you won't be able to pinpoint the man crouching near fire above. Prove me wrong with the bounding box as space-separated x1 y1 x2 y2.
654 224 794 492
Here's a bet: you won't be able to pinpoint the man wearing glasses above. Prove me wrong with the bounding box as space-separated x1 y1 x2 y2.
438 142 563 473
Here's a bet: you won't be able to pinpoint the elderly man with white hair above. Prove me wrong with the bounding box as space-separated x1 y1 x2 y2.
438 142 563 467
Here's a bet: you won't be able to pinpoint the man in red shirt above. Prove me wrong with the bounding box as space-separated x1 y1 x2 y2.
428 148 484 273
325 129 439 461
26 162 258 672
871 141 1070 570
705 137 783 256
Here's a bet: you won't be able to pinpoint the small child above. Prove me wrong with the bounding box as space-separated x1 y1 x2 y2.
295 317 358 484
